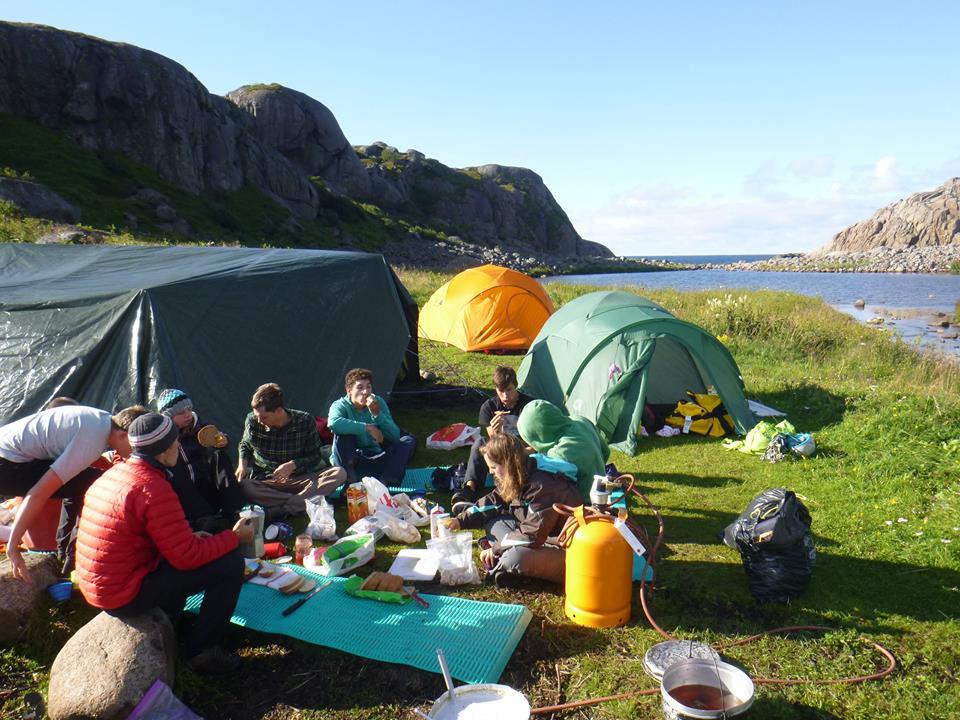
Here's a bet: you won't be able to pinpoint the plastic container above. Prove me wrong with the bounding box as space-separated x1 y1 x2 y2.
48 580 73 602
431 684 530 720
294 534 313 565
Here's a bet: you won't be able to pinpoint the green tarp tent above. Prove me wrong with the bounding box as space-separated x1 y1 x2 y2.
0 244 414 442
517 290 756 455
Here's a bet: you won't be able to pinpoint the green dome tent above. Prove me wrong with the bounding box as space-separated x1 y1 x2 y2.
517 290 756 455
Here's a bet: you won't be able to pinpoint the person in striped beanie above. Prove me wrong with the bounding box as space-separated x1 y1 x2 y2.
76 412 254 674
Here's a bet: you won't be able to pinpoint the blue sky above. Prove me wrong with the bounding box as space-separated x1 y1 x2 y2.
5 2 960 255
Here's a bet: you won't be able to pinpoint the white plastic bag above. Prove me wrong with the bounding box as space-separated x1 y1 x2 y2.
305 495 337 541
344 515 385 541
426 531 480 585
361 476 395 514
374 510 421 544
426 423 481 450
312 533 376 577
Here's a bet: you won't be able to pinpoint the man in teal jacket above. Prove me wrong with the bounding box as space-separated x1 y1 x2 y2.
328 368 416 486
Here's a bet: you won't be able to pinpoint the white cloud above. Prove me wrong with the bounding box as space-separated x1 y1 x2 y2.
572 155 957 257
872 156 899 190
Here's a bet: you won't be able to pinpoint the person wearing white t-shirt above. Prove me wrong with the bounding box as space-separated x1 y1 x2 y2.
0 404 147 581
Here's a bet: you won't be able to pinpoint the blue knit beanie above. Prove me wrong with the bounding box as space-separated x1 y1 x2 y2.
156 388 192 416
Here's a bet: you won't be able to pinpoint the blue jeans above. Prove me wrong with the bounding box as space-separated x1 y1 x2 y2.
331 432 417 485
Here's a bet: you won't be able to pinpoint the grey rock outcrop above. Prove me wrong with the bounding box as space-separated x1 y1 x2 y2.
227 84 372 198
0 22 318 218
0 21 609 259
47 609 176 720
0 177 79 222
818 178 960 253
0 553 61 644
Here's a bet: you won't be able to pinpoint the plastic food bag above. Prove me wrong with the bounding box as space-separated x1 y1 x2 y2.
361 476 395 514
374 510 421 544
305 495 337 541
345 515 386 541
426 423 481 450
127 679 201 720
427 531 480 585
315 533 376 577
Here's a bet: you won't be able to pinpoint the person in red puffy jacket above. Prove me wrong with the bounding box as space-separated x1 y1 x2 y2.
76 413 255 675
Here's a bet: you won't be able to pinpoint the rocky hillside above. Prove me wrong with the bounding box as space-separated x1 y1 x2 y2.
0 21 609 260
817 178 960 253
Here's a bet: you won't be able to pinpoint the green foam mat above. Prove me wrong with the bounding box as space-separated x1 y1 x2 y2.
185 568 531 684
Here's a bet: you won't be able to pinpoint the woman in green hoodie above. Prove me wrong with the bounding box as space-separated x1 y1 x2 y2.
517 399 608 498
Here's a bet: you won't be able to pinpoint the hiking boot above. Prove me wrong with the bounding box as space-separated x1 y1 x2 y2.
187 646 241 675
451 500 474 516
451 483 478 506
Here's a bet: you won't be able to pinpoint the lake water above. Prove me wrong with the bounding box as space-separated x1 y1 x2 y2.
548 264 960 357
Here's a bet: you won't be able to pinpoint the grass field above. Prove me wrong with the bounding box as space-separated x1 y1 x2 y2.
3 269 959 719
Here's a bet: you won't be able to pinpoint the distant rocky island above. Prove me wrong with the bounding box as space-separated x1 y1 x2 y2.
685 178 960 274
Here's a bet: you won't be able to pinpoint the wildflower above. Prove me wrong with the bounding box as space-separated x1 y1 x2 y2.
914 531 924 537
897 517 908 523
884 520 893 526
942 539 953 544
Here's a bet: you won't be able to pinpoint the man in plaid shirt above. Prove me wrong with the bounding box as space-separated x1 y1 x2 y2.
237 383 346 519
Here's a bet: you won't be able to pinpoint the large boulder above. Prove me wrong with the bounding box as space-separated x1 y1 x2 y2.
0 553 60 644
227 84 372 198
47 609 176 720
0 177 79 223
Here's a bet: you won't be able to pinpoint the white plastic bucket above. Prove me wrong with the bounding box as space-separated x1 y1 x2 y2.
660 658 754 719
431 684 530 720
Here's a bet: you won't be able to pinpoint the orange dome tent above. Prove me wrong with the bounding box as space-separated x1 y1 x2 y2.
418 265 555 352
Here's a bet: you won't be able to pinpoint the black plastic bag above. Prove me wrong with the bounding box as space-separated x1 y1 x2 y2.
722 488 815 603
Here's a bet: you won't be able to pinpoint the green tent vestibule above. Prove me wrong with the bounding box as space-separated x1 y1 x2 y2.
517 290 756 456
0 244 415 443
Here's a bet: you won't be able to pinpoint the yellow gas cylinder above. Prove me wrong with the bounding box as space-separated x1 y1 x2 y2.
564 505 632 628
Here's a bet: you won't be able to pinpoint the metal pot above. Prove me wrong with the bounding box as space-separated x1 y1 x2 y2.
660 658 754 719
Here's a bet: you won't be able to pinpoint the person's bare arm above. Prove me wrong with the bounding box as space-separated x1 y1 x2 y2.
6 469 63 582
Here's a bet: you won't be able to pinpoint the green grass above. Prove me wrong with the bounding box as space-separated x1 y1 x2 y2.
5 274 960 720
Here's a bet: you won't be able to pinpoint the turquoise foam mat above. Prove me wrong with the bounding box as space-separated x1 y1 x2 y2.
185 568 531 684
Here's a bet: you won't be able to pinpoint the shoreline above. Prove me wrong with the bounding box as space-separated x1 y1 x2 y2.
385 236 960 276
678 245 960 274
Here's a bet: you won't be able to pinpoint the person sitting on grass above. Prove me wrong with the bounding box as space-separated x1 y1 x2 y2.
155 388 245 532
450 365 534 515
75 412 254 675
517 399 609 499
451 433 583 588
237 383 346 521
329 368 416 487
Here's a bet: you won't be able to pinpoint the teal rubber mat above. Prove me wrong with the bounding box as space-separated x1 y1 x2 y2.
185 568 531 684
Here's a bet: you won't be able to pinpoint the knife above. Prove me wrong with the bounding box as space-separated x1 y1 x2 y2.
282 580 332 616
